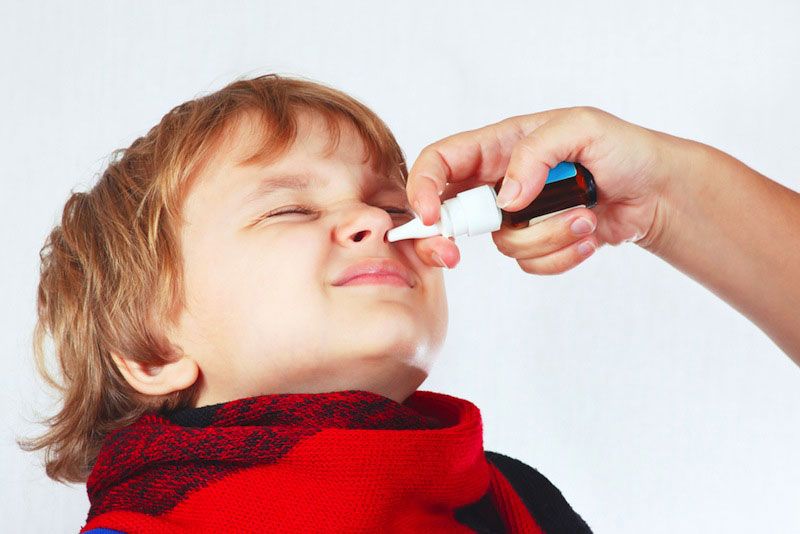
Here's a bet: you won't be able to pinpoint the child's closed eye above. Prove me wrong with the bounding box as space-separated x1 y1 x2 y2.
256 205 414 222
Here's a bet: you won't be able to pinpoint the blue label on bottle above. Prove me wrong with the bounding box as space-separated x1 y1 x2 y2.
545 162 577 184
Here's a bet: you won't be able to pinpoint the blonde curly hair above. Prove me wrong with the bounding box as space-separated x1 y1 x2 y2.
19 74 407 483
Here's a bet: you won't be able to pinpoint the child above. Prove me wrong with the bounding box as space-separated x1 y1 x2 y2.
22 74 592 533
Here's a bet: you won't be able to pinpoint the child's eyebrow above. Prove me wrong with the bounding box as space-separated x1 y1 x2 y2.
237 173 406 210
239 173 322 208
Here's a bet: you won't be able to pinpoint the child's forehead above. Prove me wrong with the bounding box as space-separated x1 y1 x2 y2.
197 110 406 202
221 110 365 167
211 110 404 186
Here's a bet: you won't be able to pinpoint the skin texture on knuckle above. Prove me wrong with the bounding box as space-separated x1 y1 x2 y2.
569 106 607 135
572 105 600 121
518 131 544 161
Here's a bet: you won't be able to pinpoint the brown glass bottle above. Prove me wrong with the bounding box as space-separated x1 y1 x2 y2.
493 162 598 229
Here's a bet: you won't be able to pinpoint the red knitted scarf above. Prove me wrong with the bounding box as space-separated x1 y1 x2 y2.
81 390 543 533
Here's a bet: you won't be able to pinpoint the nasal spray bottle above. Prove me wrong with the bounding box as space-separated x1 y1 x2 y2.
387 162 598 242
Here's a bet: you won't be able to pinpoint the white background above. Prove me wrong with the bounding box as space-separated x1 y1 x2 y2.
2 1 799 532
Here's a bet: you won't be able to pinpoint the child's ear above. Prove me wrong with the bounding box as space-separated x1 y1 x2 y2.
110 352 199 396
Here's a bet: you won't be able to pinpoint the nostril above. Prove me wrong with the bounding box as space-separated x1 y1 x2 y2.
353 230 368 242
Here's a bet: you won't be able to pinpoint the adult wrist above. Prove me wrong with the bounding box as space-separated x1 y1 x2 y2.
634 132 709 258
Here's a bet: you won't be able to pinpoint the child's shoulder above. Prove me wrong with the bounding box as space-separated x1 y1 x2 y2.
484 450 593 533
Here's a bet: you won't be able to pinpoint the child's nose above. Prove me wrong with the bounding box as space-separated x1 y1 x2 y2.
336 205 396 245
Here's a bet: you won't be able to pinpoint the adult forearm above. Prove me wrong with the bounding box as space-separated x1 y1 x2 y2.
641 134 800 366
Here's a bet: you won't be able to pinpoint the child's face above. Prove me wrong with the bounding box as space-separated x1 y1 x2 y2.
170 111 448 406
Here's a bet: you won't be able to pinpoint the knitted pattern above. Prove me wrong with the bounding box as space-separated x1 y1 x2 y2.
81 390 588 533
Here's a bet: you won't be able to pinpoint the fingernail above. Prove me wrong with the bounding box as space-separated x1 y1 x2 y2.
431 252 448 269
571 217 595 235
496 178 521 209
577 241 595 257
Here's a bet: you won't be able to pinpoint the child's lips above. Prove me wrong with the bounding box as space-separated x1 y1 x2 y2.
332 258 415 288
336 273 412 287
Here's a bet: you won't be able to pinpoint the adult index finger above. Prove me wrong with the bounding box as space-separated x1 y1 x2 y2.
407 112 558 226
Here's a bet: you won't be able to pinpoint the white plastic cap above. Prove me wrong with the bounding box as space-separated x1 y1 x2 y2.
443 185 503 236
386 185 502 242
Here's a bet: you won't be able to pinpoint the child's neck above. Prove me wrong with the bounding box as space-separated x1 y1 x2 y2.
192 356 429 407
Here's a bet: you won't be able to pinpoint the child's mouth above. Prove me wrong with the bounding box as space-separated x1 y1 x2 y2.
332 258 415 288
335 273 413 287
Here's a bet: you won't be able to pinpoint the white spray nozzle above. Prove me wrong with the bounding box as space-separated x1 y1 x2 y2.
387 184 502 242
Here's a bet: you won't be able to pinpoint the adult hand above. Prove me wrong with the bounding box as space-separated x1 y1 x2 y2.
406 106 800 364
406 106 675 274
